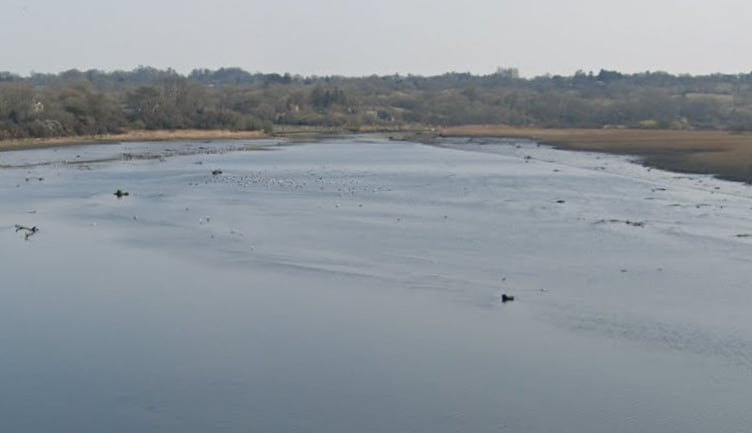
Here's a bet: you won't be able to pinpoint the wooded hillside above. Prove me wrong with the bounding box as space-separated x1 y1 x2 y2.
3 67 752 140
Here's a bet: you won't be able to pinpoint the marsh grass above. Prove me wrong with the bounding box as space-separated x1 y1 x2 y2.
440 125 752 183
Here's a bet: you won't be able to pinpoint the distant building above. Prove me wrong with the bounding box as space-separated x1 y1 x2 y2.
31 101 44 114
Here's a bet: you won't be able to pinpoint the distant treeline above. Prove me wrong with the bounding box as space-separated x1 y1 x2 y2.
3 66 752 140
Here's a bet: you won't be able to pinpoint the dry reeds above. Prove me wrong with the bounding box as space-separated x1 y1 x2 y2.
440 125 752 183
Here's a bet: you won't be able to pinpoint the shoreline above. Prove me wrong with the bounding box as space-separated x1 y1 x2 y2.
4 125 752 184
437 125 752 184
0 126 426 151
0 129 268 152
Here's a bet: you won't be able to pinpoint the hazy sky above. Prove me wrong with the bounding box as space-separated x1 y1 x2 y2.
2 0 751 77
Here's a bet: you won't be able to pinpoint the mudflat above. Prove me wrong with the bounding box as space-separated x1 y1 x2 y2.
0 129 267 151
441 125 752 182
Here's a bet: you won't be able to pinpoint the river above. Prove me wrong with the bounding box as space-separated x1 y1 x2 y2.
1 135 752 432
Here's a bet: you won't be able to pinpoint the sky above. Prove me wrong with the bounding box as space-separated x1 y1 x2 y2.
2 0 751 77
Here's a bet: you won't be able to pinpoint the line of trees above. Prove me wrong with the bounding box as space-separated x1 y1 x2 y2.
3 66 752 140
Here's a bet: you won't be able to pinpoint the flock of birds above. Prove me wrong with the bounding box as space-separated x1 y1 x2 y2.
201 165 394 198
12 143 743 309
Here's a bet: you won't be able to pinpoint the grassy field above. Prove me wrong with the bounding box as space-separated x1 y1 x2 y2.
440 125 752 183
0 129 267 152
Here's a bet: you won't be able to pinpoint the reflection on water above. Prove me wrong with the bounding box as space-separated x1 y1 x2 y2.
2 137 752 433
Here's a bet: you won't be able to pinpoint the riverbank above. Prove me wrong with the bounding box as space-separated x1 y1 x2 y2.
439 125 752 184
0 126 425 150
5 125 752 184
0 129 268 152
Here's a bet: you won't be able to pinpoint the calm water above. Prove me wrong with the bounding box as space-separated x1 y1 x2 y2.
1 136 752 432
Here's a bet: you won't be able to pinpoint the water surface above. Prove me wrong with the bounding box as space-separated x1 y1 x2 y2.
2 136 752 433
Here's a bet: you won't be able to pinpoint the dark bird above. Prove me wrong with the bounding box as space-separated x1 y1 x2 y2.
501 294 515 303
15 225 39 240
114 189 129 198
15 224 38 233
212 169 223 175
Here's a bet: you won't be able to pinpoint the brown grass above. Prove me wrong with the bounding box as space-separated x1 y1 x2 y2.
0 129 267 152
440 125 752 183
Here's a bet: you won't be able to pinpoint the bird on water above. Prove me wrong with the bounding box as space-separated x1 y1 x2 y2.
15 224 39 240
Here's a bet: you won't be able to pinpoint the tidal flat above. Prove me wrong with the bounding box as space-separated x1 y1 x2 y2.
2 136 752 433
440 125 752 183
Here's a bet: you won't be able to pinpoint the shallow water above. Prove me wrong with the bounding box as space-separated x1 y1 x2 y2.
2 136 752 433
